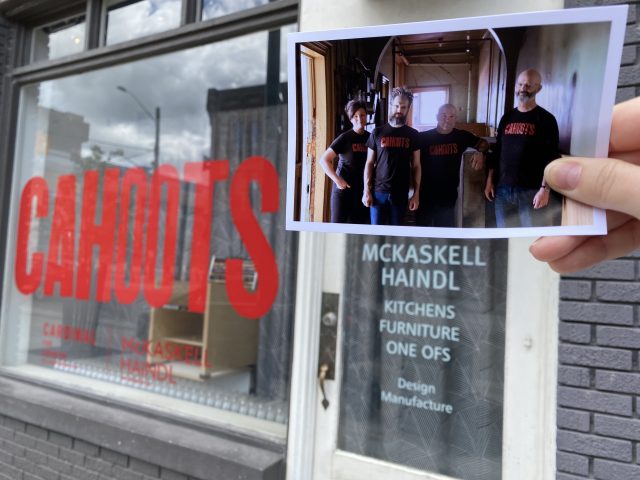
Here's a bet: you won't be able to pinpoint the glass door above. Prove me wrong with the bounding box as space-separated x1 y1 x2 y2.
288 234 558 480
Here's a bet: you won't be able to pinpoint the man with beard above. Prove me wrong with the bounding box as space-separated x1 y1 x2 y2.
484 69 560 227
417 103 488 227
363 87 421 225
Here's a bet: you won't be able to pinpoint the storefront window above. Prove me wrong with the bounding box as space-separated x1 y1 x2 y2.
2 26 296 428
105 0 182 45
32 16 86 62
201 0 269 21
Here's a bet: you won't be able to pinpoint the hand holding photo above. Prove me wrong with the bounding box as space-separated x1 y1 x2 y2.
285 6 627 238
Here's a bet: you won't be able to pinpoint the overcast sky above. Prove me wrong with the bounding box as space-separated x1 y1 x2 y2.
32 23 293 170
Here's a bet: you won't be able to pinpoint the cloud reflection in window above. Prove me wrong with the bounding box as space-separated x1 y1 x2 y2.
30 27 290 170
106 0 182 46
201 0 269 21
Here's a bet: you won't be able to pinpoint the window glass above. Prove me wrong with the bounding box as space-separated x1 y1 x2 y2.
412 87 449 131
106 0 182 45
32 17 85 62
201 0 269 21
338 236 506 479
2 25 295 428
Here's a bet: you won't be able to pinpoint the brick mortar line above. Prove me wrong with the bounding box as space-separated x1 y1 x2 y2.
559 348 640 354
557 405 634 418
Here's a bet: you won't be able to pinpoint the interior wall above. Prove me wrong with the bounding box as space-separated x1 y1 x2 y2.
476 34 504 132
377 38 481 125
377 39 393 83
404 62 477 123
477 39 491 125
514 22 611 155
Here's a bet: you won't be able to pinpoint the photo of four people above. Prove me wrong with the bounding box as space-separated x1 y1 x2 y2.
291 19 615 234
321 71 560 228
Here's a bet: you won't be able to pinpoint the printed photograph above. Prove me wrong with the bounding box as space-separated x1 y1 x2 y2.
285 8 626 238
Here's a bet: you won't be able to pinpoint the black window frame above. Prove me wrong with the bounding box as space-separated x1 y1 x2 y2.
0 0 299 478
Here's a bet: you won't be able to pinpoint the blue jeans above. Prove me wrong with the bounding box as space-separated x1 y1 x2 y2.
370 192 407 225
494 185 538 228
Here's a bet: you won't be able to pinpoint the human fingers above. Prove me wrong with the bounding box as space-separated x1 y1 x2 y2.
609 97 640 154
532 192 540 209
529 210 632 262
530 235 588 263
484 185 494 201
533 194 548 209
607 150 640 166
544 157 640 220
532 191 547 209
546 219 640 273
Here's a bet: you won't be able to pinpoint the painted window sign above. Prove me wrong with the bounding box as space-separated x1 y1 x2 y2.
1 28 296 426
15 158 279 318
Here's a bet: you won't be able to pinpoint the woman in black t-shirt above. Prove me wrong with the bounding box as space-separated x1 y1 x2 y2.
319 100 371 224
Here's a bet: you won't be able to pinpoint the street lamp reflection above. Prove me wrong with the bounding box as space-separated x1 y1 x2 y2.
116 85 160 170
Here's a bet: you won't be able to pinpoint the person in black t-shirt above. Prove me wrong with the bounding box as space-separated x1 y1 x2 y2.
485 69 561 227
320 100 370 224
363 87 421 226
417 103 488 227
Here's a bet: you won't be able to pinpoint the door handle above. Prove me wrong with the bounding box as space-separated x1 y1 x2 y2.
318 292 338 410
318 363 330 410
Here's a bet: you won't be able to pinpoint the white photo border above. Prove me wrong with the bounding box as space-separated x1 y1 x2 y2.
285 6 627 239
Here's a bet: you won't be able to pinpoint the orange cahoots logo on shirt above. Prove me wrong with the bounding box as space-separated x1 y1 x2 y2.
381 137 410 148
352 143 368 153
504 122 536 135
429 144 458 155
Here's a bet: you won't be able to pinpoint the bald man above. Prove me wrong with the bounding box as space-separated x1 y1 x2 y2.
484 69 560 227
416 104 488 227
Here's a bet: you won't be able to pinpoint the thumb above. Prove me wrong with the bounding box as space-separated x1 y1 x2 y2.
544 157 640 220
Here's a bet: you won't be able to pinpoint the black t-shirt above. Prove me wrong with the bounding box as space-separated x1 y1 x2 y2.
419 128 480 202
329 129 370 189
366 123 420 197
489 106 560 189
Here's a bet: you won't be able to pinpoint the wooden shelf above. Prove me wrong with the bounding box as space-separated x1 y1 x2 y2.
148 277 259 381
163 336 204 346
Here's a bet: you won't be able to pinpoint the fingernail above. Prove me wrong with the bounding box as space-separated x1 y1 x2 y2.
550 161 582 190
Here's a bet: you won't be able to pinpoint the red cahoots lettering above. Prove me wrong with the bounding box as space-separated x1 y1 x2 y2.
228 156 279 319
15 177 49 294
504 122 536 135
352 143 368 153
44 175 76 297
429 143 458 155
380 137 410 148
184 160 230 313
114 168 148 304
144 165 180 307
14 159 280 316
76 169 119 302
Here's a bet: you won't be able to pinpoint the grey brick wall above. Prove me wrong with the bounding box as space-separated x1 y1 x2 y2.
558 252 640 480
558 1 640 478
0 415 203 480
569 0 640 101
